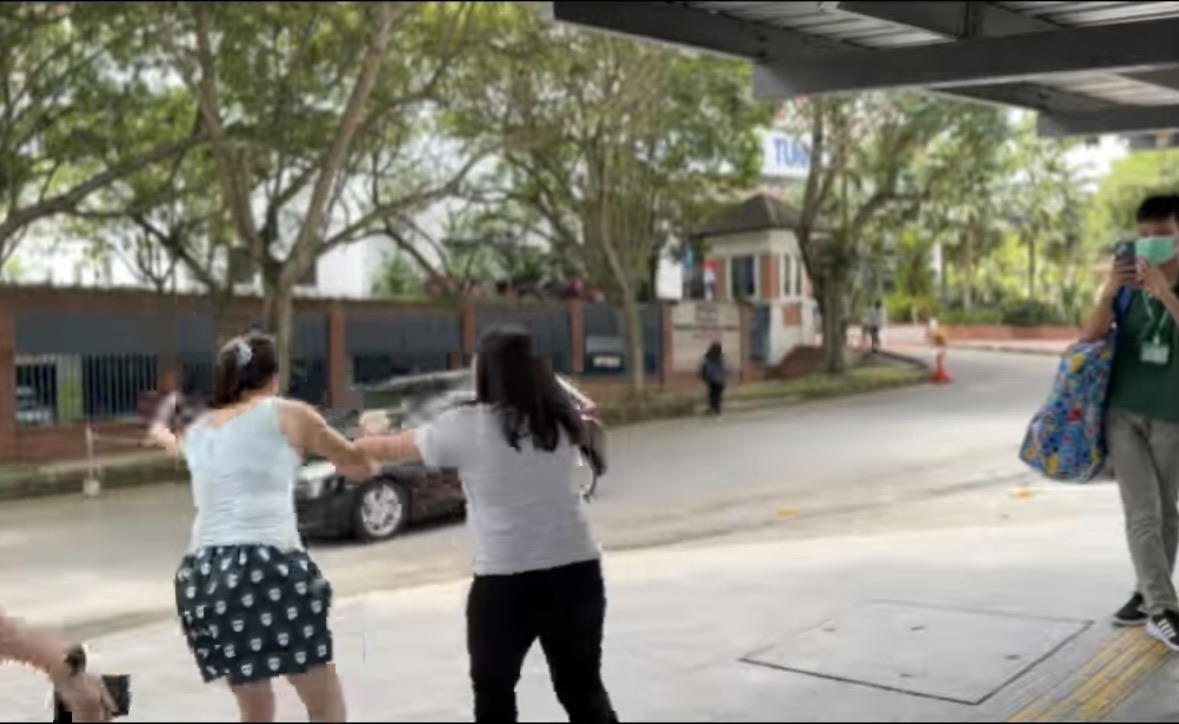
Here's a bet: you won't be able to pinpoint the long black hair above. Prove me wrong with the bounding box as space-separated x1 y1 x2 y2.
475 325 583 452
212 333 279 408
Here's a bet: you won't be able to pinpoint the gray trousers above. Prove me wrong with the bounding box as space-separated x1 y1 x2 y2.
1108 408 1179 615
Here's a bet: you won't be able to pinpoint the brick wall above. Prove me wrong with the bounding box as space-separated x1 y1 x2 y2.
941 325 1080 341
759 254 778 301
0 286 689 463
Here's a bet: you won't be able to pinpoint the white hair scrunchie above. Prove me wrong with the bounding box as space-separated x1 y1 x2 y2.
233 339 253 368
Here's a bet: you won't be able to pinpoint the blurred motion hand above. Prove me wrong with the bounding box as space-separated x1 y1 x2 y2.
54 672 115 722
358 410 392 436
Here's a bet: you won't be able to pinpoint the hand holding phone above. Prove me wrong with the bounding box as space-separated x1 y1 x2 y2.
52 647 131 722
1112 240 1139 290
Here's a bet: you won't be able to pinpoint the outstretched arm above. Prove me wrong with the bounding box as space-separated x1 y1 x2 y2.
355 430 422 466
143 393 182 457
0 609 114 721
279 400 376 480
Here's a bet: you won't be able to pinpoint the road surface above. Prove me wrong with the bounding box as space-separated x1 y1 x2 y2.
0 350 1057 637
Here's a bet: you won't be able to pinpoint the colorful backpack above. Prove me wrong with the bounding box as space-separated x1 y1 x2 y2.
1018 290 1131 482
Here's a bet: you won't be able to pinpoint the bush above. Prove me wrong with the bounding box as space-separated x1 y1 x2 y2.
999 299 1070 327
939 307 1004 325
938 300 1072 327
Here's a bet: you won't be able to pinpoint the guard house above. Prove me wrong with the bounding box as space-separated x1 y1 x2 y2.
698 192 818 367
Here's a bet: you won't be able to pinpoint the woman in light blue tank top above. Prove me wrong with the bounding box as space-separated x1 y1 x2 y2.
148 334 373 722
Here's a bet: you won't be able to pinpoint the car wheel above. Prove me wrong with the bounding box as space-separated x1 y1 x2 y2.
573 451 598 501
352 479 410 542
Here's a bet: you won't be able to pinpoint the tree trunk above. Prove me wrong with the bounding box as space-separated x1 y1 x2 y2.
621 295 645 393
819 281 848 375
1027 234 1037 300
961 228 974 312
262 285 295 392
937 240 947 301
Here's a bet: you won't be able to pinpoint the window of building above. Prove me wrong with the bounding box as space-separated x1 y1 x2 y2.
730 256 756 299
783 254 805 297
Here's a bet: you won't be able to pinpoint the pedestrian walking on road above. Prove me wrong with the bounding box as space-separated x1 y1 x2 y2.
701 342 728 417
0 608 115 721
148 334 373 722
357 326 618 724
1079 194 1179 650
863 300 885 353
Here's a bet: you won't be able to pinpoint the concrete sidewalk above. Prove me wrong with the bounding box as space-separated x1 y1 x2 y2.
4 478 1179 722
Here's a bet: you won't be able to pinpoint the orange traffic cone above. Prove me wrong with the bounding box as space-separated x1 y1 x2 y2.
932 350 952 384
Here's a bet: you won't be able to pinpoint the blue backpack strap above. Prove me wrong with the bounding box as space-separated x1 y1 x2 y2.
1115 286 1133 323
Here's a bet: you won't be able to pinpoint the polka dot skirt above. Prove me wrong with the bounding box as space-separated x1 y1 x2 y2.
175 545 334 685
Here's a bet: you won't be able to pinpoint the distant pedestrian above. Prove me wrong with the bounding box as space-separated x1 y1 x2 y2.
863 300 885 353
147 334 374 722
701 342 728 417
356 326 617 723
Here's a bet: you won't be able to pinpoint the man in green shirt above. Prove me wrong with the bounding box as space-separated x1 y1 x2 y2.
1081 194 1179 649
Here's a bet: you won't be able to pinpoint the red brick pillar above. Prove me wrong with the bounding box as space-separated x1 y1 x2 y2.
0 305 14 461
760 254 778 301
660 303 674 388
461 304 477 362
326 304 347 409
568 301 585 375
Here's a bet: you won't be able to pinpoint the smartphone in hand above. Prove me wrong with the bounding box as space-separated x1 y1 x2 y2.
53 674 131 721
1114 240 1139 288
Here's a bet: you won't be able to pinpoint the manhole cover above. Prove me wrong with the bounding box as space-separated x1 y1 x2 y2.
742 601 1088 705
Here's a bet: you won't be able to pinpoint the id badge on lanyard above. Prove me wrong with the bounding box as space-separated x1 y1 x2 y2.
1141 298 1172 365
1142 338 1171 365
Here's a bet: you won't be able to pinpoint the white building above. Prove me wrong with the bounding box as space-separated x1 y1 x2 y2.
700 193 820 367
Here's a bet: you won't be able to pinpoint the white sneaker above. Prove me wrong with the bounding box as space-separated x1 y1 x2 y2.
1147 612 1179 652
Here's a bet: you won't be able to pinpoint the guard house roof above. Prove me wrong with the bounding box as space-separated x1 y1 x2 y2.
697 193 805 238
543 2 1179 144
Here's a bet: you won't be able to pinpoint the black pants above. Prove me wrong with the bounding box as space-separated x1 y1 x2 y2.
467 559 617 724
707 383 725 415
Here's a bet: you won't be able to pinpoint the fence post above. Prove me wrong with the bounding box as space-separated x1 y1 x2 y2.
82 425 101 497
568 301 585 376
0 305 14 462
327 304 347 409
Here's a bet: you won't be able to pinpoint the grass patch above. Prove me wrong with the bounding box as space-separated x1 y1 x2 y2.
599 365 928 427
729 365 928 403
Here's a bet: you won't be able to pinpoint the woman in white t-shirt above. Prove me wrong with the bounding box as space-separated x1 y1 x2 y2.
357 326 616 723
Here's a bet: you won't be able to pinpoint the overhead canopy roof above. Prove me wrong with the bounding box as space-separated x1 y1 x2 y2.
542 2 1179 145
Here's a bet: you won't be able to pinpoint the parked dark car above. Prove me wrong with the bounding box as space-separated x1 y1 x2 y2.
295 370 605 543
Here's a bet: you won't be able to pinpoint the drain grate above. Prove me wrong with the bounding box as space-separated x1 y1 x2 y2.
741 601 1089 705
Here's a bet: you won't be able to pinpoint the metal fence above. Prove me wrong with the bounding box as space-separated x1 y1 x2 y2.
15 353 158 426
346 311 460 385
583 304 663 375
476 306 573 374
